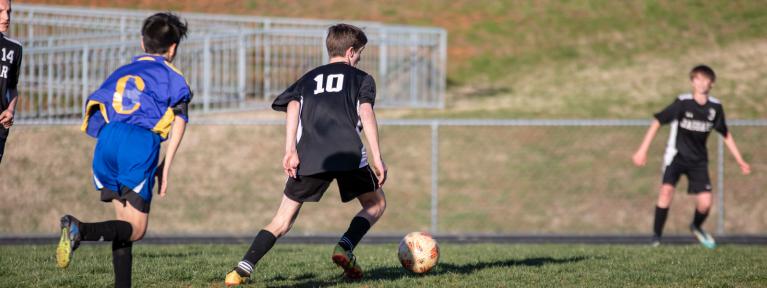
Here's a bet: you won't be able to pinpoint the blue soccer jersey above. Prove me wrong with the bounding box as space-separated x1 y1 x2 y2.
82 55 192 212
81 55 192 139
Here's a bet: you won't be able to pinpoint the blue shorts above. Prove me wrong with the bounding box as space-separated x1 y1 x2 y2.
92 122 161 213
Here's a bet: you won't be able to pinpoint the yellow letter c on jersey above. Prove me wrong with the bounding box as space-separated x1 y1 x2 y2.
112 75 145 114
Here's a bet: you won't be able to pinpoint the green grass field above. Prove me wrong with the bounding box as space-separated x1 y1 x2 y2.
2 243 766 287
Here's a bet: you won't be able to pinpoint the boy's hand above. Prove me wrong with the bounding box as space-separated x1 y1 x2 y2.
283 151 300 178
632 151 647 167
372 157 387 187
0 109 13 128
739 162 751 175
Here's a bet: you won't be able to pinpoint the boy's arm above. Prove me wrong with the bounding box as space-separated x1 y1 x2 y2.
632 119 661 167
283 101 301 178
0 89 18 128
359 103 387 187
723 132 751 175
157 116 187 197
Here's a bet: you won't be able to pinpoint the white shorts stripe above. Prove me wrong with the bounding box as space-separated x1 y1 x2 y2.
93 174 104 189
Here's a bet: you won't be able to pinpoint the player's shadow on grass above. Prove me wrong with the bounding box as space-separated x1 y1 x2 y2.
265 256 593 288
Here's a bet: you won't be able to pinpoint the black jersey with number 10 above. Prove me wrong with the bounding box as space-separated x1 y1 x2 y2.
0 33 22 111
272 62 376 176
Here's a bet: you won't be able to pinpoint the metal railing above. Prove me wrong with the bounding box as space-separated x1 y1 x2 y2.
13 118 766 235
11 4 447 121
184 118 765 235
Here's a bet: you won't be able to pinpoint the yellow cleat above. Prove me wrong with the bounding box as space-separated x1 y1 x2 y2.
56 227 71 269
56 215 81 269
225 270 247 287
331 245 363 280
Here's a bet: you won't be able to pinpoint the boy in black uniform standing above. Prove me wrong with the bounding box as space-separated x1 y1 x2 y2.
225 23 387 286
633 65 751 249
0 0 22 164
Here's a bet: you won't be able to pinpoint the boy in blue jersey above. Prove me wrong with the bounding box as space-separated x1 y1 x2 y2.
56 13 190 288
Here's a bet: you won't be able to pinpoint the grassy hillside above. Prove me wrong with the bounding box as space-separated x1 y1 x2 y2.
20 0 767 118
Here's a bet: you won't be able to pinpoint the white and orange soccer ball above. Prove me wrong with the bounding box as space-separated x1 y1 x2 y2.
397 232 439 274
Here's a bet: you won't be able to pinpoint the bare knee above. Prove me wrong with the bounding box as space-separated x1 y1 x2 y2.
697 194 713 212
657 185 674 207
127 221 147 242
265 218 293 238
362 196 386 220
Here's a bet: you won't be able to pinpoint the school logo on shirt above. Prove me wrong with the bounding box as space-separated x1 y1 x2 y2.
685 111 694 118
708 108 716 121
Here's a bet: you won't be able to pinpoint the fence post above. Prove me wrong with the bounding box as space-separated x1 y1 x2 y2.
47 38 54 120
716 134 725 235
238 33 247 108
430 121 439 234
81 46 89 117
438 30 447 109
203 37 212 113
410 33 418 106
119 16 127 58
263 20 271 100
378 27 387 104
27 11 35 44
321 28 329 65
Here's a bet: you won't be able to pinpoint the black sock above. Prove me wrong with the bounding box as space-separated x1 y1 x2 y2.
692 209 709 229
112 241 132 288
237 230 277 277
338 217 372 251
80 220 133 242
653 206 670 238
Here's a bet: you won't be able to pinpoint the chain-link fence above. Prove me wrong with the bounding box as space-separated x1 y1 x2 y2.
11 4 447 121
3 119 765 236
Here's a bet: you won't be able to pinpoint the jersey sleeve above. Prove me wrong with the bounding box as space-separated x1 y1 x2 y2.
653 99 681 124
358 74 376 105
169 75 192 122
714 106 728 136
271 78 303 112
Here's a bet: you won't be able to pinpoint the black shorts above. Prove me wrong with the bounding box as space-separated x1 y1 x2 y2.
0 127 9 163
100 186 151 213
662 159 712 194
284 166 379 203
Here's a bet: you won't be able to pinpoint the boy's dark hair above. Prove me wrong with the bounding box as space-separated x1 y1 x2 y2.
689 64 716 82
142 12 188 54
326 23 367 58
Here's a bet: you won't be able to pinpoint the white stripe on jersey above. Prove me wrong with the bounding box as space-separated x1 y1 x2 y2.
93 174 104 189
662 120 679 170
356 99 369 168
133 179 146 193
296 96 304 143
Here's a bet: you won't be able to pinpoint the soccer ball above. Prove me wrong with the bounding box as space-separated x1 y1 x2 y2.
397 232 439 274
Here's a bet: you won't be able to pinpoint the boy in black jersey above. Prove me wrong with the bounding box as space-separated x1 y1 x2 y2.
632 65 750 249
225 23 387 286
0 0 22 164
